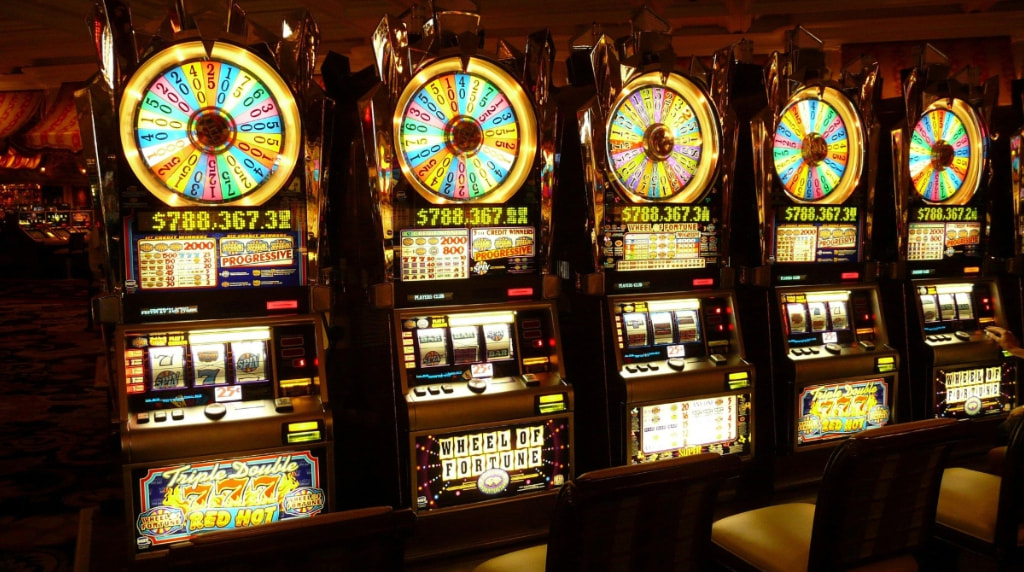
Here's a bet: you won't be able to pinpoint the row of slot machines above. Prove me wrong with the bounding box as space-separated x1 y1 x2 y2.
78 0 1022 563
12 206 92 246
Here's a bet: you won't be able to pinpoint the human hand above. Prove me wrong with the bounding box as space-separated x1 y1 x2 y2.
986 326 1020 352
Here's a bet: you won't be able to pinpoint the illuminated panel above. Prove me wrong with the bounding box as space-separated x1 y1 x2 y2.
909 99 985 206
619 223 704 271
394 57 537 204
906 221 981 261
413 419 571 511
413 205 530 227
797 379 891 445
773 85 864 205
400 229 469 281
138 238 217 289
133 451 325 553
137 209 294 232
119 41 300 206
937 363 1015 418
629 395 750 464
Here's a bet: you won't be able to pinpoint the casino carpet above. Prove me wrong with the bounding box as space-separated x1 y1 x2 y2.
0 279 120 572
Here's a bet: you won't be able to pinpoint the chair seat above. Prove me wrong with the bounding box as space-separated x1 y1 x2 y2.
936 467 1001 544
473 544 546 572
713 503 922 572
712 503 815 572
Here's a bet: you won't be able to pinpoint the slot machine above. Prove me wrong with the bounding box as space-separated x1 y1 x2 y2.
886 50 1016 423
557 11 755 474
348 3 571 558
77 1 335 558
740 28 898 486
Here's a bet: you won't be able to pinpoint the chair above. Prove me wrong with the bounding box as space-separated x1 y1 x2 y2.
935 416 1024 571
712 417 964 572
153 506 415 571
473 452 743 572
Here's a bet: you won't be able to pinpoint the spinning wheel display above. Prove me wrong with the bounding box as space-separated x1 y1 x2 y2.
119 41 301 206
394 57 537 204
908 99 985 205
772 86 864 205
605 72 720 203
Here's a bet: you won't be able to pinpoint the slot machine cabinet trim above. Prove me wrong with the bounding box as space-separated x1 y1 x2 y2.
391 56 539 205
119 40 302 207
602 71 722 205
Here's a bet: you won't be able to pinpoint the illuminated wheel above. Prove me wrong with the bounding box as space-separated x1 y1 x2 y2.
772 86 864 205
394 57 537 204
119 41 300 206
605 72 720 203
908 99 986 205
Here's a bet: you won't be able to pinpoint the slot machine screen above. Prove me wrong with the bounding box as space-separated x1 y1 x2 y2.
612 296 736 366
916 282 996 336
46 211 69 225
398 308 557 388
121 322 322 415
780 290 855 348
628 394 751 463
122 328 274 412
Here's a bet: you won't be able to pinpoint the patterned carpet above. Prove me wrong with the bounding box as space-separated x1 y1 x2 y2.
0 279 121 572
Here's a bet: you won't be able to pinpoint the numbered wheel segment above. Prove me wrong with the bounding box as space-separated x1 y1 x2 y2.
772 86 864 205
605 72 720 203
120 41 300 206
394 57 537 204
909 98 986 205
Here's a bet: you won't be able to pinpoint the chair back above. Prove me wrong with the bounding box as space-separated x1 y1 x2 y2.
995 417 1024 555
158 506 415 571
546 452 742 572
808 417 964 571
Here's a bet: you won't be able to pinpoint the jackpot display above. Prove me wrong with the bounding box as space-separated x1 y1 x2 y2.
77 2 334 556
559 27 754 471
888 61 1016 422
742 33 899 463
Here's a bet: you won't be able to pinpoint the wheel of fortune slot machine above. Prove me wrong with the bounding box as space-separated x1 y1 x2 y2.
76 1 335 560
736 27 900 489
553 8 756 478
342 4 571 561
885 48 1017 427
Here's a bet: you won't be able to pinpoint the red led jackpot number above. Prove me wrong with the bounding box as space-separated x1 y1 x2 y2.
120 41 300 206
394 57 537 204
908 99 986 205
605 72 720 203
772 86 864 205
